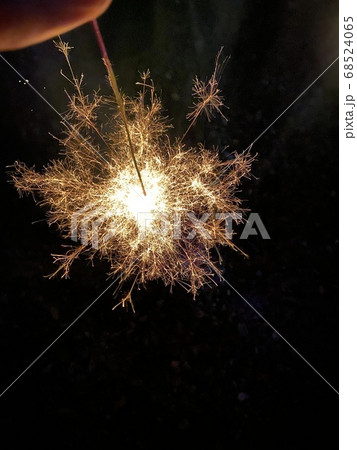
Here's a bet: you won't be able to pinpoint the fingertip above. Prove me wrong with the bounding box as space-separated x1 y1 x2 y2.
0 0 113 51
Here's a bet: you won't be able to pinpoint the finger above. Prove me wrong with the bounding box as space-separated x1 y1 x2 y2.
0 0 112 51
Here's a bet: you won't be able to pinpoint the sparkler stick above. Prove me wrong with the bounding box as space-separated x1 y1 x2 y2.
91 19 146 196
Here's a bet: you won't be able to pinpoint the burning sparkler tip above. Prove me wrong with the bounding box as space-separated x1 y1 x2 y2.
12 34 253 306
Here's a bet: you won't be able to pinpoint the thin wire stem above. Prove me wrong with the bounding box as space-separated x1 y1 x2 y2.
91 19 146 196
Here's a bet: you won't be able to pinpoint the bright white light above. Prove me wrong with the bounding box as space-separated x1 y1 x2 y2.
109 169 166 227
125 182 162 218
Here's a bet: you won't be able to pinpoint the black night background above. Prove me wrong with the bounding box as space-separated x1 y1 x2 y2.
0 1 338 449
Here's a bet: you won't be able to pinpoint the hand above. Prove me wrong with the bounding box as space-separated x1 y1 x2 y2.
0 0 112 51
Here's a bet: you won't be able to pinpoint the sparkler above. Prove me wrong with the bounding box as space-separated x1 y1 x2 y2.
12 22 253 308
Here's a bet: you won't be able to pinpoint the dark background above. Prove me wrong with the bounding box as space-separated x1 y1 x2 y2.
0 0 338 448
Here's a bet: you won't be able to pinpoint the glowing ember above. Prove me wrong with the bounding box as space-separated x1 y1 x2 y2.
108 169 166 221
12 40 253 308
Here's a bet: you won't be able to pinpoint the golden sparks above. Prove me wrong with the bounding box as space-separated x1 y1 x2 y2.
12 40 253 308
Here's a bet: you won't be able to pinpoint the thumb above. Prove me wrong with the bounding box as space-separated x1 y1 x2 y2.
0 0 112 51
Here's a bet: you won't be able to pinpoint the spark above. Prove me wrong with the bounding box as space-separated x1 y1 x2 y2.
183 47 229 140
12 37 253 308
